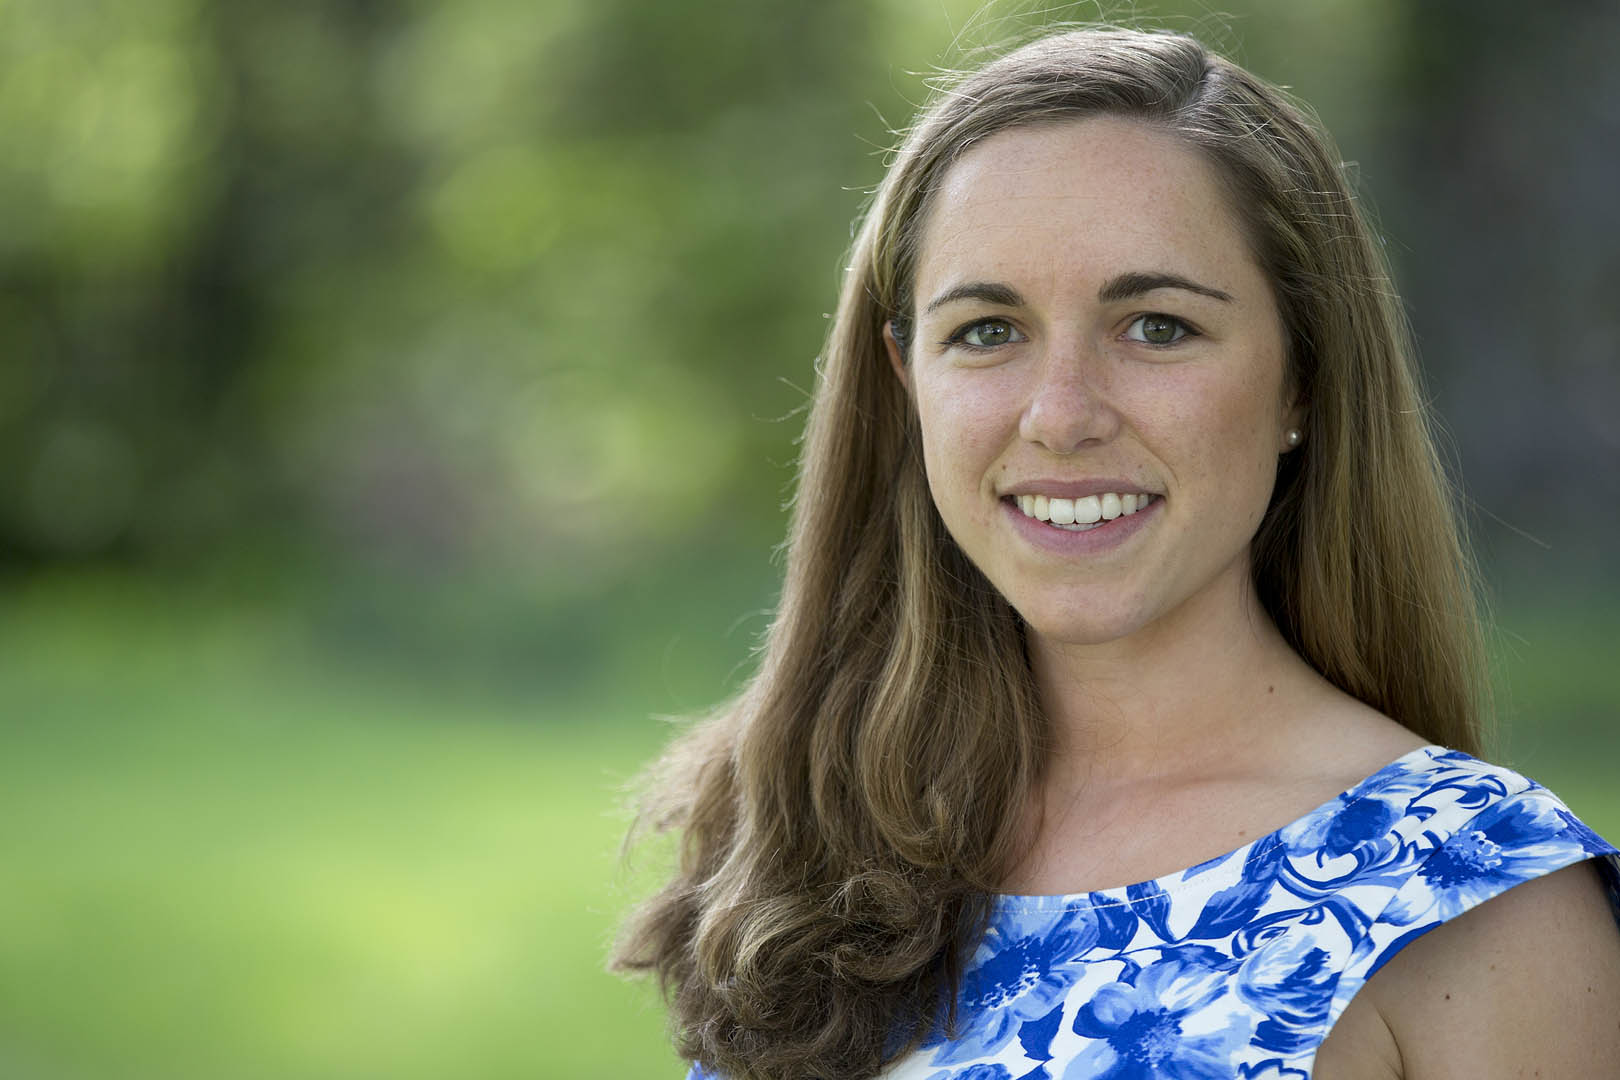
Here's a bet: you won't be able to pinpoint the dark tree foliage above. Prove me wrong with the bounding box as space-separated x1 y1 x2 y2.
2 0 1613 584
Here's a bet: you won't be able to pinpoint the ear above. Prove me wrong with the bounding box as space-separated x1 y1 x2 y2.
882 320 910 391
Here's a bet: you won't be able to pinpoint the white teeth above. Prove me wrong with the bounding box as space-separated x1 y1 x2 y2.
1011 491 1152 525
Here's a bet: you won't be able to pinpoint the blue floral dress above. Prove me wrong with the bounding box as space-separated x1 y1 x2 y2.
690 746 1620 1080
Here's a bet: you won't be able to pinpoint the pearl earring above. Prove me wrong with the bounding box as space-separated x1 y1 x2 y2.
1285 428 1303 448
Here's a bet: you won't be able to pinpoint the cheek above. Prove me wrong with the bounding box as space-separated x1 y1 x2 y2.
914 377 1016 494
1153 364 1284 503
1208 376 1286 522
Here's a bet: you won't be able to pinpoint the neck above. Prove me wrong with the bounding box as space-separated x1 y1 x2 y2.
1026 563 1312 794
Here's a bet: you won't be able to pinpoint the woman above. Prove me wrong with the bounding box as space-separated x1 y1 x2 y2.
615 27 1620 1079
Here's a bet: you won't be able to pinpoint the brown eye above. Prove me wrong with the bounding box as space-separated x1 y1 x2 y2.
1127 313 1191 346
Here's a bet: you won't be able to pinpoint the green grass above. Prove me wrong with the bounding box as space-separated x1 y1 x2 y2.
0 575 683 1079
0 570 1614 1079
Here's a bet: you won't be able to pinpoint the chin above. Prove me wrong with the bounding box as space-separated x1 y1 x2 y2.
1010 595 1155 648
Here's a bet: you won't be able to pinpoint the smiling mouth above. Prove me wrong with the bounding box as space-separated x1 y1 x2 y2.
1006 492 1157 531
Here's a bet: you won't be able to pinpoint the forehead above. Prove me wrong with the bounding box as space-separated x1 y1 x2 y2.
916 116 1261 298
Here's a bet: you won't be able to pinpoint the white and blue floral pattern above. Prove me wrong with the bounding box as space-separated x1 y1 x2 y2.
690 748 1620 1079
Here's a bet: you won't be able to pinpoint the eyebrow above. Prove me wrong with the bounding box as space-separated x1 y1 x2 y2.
921 271 1233 315
922 281 1025 315
1097 271 1233 305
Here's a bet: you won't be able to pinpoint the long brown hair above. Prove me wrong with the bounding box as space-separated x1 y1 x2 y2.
614 26 1487 1080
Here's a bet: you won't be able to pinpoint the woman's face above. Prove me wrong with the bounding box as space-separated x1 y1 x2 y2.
892 115 1301 648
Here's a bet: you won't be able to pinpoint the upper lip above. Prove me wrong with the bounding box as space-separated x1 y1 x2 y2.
999 478 1158 499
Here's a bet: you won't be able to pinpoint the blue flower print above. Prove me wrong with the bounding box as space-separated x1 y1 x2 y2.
929 906 1101 1065
689 750 1619 1080
1556 807 1617 857
1279 762 1435 869
1090 895 1139 950
1187 842 1285 941
1125 883 1174 942
926 1065 1015 1080
1235 923 1336 1052
1235 1063 1309 1080
1382 791 1579 926
1065 955 1247 1079
1319 796 1403 859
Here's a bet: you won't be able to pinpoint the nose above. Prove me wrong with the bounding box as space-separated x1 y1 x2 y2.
1018 343 1121 454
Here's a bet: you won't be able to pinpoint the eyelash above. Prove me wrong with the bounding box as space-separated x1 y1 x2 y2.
940 317 1023 351
1122 313 1199 346
939 313 1200 351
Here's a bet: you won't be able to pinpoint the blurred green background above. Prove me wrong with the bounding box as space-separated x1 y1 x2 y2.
3 0 1616 1076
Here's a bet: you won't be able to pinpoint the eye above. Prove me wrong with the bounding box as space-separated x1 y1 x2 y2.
944 318 1025 350
1123 313 1194 346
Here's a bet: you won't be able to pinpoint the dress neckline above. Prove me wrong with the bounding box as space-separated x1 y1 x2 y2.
991 743 1449 911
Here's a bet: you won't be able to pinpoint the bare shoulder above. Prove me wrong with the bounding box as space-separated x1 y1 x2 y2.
1274 661 1430 782
1321 860 1620 1078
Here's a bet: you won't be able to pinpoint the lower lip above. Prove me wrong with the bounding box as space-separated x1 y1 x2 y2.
1002 496 1160 555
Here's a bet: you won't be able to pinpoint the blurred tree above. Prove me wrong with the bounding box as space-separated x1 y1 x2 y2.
3 0 1612 679
1 0 229 559
0 0 895 580
1380 0 1620 566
